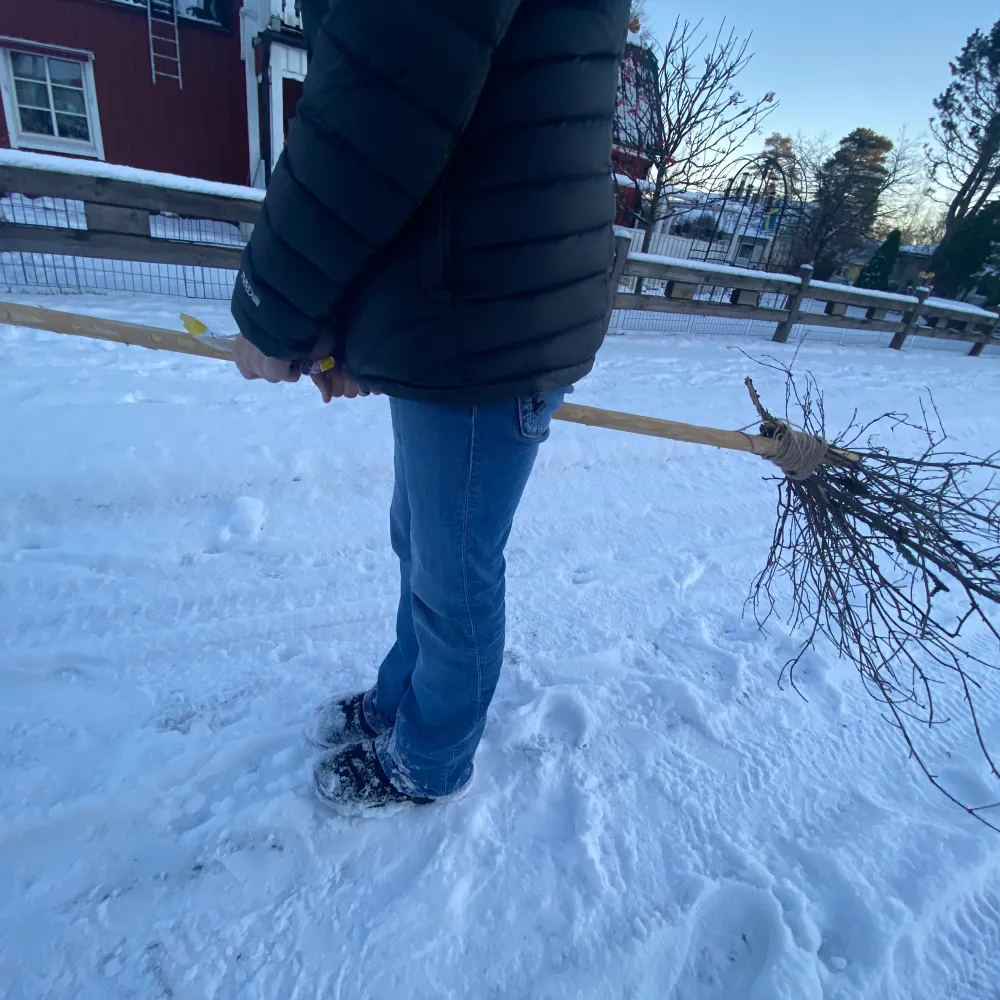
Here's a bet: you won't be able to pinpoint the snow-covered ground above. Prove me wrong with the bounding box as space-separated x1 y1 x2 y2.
3 294 1000 1000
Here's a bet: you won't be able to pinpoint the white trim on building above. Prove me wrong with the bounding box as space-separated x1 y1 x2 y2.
239 0 306 188
267 42 305 180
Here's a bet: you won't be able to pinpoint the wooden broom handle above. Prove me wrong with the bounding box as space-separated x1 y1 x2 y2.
0 300 232 361
2 300 781 459
554 402 778 456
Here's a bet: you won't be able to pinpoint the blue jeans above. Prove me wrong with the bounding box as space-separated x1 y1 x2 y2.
362 387 568 798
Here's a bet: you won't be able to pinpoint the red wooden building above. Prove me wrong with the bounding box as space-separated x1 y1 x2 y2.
0 0 249 182
612 32 660 227
0 0 310 188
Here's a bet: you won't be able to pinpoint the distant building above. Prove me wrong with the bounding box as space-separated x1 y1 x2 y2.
829 241 939 291
612 32 660 227
650 185 786 269
892 244 937 292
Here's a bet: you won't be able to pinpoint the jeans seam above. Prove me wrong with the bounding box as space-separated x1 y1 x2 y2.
460 406 482 769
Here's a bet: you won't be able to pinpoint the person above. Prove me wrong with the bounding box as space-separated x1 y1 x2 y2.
230 0 631 814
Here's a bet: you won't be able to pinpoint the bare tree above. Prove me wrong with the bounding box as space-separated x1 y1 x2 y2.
615 18 776 251
878 187 947 246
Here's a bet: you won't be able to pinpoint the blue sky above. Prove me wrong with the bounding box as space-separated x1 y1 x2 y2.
644 0 997 147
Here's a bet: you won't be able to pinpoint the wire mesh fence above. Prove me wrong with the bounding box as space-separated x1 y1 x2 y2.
1 193 240 299
1 252 238 299
2 192 86 229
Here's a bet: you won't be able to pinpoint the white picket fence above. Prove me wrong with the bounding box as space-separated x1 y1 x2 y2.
620 229 706 260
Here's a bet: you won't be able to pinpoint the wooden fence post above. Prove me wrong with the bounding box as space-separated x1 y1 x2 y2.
969 314 1000 357
604 234 633 334
772 264 813 343
890 286 930 350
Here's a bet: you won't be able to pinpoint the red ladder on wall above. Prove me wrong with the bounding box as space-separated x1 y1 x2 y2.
148 0 183 88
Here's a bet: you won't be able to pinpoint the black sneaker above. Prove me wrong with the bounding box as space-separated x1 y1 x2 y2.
305 692 378 749
311 740 433 816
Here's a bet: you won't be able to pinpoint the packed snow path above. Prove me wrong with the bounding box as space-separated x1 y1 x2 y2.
2 296 1000 999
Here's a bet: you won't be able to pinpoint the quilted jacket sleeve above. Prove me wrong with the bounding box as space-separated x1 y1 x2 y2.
232 0 523 360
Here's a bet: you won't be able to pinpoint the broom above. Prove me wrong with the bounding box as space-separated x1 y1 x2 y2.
4 300 1000 829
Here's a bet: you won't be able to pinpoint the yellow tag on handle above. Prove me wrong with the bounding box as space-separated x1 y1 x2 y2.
181 312 337 376
180 313 209 336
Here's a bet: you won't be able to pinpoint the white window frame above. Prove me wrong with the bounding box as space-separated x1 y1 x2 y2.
0 42 105 159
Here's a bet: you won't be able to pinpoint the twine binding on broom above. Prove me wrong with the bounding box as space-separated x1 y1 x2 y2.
764 423 831 481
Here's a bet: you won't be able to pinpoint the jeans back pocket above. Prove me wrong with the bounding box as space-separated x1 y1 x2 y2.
517 387 569 442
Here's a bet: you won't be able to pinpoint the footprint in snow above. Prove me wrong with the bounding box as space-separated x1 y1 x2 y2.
540 688 593 747
672 882 785 1000
498 686 593 750
213 827 304 890
214 496 267 549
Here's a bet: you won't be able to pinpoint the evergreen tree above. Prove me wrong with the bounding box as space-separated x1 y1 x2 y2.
932 202 1000 298
856 229 902 290
929 19 1000 296
763 132 795 161
762 132 802 201
784 128 896 279
930 19 1000 240
812 129 894 279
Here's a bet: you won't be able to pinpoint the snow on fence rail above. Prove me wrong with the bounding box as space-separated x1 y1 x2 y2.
1 154 997 355
611 234 1000 356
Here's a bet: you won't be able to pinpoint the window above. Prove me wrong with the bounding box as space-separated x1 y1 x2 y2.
0 49 104 158
106 0 231 28
736 241 755 261
182 0 229 24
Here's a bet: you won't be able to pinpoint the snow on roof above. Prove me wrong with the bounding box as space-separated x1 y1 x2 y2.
900 244 937 256
0 149 265 203
613 173 656 191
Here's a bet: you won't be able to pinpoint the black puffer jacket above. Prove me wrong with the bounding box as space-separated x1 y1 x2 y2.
232 0 630 403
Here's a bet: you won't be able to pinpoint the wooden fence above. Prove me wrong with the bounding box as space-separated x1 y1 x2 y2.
611 236 999 356
2 156 998 356
0 158 258 271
